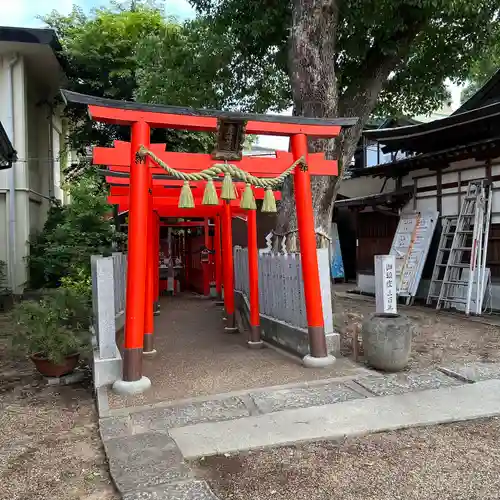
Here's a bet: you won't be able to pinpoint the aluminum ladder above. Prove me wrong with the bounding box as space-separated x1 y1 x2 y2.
426 215 457 306
428 179 492 315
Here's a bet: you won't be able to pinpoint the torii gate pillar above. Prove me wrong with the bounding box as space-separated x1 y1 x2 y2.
113 121 152 394
292 134 335 367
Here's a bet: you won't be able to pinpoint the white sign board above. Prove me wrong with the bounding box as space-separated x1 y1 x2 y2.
375 255 397 314
389 210 439 299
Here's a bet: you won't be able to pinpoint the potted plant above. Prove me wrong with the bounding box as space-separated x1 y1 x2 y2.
11 288 91 377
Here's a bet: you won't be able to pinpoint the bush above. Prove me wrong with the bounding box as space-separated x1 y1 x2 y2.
11 288 92 364
0 260 9 294
28 173 125 293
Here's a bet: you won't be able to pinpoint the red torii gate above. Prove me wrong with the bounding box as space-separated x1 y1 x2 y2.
63 90 356 393
105 165 280 351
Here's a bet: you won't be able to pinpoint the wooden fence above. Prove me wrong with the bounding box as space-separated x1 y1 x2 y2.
233 247 333 333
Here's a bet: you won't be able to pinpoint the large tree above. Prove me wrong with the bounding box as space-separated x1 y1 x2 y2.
461 41 500 103
181 0 500 247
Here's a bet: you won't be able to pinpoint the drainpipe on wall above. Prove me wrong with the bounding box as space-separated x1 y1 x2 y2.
47 103 54 200
6 54 19 292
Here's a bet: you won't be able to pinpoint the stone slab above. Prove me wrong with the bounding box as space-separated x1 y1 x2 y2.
46 369 86 386
250 382 364 414
93 349 122 388
129 396 250 434
439 362 500 383
123 480 219 500
170 379 500 459
100 415 131 441
104 432 177 459
105 432 191 493
354 369 462 396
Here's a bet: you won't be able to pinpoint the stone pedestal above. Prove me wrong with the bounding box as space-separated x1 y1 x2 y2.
361 313 414 372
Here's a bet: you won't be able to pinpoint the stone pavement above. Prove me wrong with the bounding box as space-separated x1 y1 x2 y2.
100 361 500 499
106 295 368 411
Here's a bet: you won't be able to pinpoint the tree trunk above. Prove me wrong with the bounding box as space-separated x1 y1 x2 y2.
274 0 339 250
276 0 427 251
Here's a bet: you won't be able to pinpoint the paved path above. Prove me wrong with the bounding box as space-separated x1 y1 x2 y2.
100 360 500 499
106 295 368 411
172 380 500 458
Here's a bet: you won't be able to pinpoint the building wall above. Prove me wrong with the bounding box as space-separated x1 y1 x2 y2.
339 176 396 199
354 154 500 308
0 53 66 292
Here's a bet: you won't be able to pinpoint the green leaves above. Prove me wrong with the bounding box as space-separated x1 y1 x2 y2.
28 172 119 292
43 2 216 155
11 288 92 364
187 0 500 118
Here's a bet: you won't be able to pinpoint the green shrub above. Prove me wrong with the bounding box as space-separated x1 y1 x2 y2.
28 172 124 292
11 288 92 364
0 260 9 293
60 266 93 307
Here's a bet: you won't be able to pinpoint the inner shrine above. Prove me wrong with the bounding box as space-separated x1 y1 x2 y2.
63 89 356 394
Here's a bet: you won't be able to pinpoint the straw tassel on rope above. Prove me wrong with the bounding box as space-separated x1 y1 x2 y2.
221 172 236 200
240 183 256 210
202 178 219 205
138 145 307 213
261 187 277 213
178 181 195 208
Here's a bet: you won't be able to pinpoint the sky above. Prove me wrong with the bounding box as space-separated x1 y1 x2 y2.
0 0 196 27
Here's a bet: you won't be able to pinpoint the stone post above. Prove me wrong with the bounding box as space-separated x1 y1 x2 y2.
375 255 397 315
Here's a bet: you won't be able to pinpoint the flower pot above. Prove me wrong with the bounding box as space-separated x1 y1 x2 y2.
361 313 415 372
30 353 80 378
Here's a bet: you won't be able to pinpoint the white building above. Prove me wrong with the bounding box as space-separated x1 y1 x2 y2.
0 26 68 293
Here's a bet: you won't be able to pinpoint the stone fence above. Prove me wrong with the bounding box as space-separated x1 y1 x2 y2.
233 247 338 356
91 252 126 389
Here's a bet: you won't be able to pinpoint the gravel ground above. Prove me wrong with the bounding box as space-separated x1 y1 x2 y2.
195 418 500 500
333 294 500 369
0 313 118 500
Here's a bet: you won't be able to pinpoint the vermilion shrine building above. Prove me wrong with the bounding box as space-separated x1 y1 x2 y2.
62 90 356 394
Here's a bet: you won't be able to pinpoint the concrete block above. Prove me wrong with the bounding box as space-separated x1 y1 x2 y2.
91 256 116 360
235 291 341 358
129 396 250 434
439 362 500 383
93 348 122 388
355 369 462 396
105 432 190 494
170 379 500 459
249 382 364 414
45 369 85 386
100 415 132 441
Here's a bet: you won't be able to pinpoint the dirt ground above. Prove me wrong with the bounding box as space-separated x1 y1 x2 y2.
195 418 500 500
2 294 500 500
333 294 500 369
0 313 118 500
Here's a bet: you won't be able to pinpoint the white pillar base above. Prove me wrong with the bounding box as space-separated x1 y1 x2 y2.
112 376 151 395
247 340 264 349
302 354 336 368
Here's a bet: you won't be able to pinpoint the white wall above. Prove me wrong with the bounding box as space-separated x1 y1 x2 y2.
400 157 500 224
0 53 66 292
339 176 396 198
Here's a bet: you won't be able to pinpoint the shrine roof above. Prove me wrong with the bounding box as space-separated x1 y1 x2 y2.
335 186 414 209
61 90 358 130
